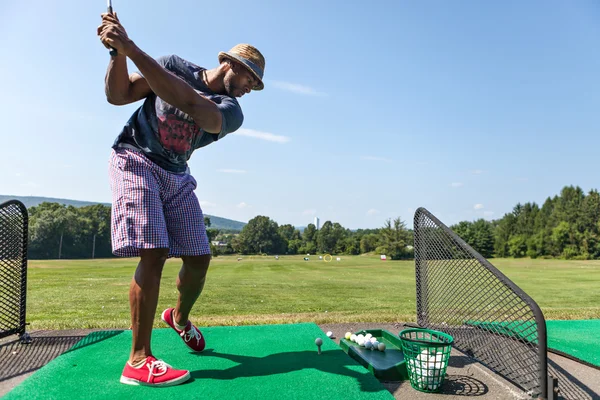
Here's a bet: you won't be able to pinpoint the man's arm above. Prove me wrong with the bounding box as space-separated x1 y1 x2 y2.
128 48 223 133
104 54 152 105
98 13 222 132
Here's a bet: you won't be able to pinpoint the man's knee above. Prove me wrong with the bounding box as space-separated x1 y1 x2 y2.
133 249 169 286
181 254 211 274
139 248 170 268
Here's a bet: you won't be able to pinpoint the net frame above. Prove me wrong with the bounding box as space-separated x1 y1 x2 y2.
0 200 29 341
413 207 548 398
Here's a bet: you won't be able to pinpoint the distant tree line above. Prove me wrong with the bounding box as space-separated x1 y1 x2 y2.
18 185 600 260
25 202 219 260
222 216 413 260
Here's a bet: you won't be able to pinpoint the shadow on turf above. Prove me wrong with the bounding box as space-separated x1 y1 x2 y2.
189 349 389 393
0 330 124 383
0 336 84 383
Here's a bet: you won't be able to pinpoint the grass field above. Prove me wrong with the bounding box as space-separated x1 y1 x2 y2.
23 255 600 329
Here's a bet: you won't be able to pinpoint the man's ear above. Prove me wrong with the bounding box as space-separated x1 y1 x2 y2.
221 59 234 72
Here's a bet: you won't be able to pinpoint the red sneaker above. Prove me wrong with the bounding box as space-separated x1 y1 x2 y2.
120 356 190 387
161 308 206 352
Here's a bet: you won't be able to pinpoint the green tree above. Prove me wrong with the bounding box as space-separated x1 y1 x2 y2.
332 223 348 254
494 213 516 257
29 202 79 259
316 221 336 253
508 235 527 258
451 221 474 245
471 219 495 258
278 224 301 254
360 234 379 254
233 215 284 254
377 217 410 260
302 224 317 254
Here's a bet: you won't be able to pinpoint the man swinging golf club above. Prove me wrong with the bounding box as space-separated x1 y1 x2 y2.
98 11 265 387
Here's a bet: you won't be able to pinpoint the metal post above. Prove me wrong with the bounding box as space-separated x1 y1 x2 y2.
546 375 558 400
92 234 96 259
58 231 63 259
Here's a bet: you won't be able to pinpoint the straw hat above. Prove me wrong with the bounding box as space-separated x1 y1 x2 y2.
218 44 265 91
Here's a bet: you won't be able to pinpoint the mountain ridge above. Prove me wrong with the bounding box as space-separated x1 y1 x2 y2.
0 195 247 231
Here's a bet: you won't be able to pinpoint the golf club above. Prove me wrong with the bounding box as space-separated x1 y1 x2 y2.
107 0 118 56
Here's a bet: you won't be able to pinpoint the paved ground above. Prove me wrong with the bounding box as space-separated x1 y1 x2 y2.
1 323 599 399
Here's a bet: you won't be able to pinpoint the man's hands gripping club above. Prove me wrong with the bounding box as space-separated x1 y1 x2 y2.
98 13 136 57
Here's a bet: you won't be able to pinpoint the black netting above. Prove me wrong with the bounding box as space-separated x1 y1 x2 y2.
0 200 28 339
413 208 548 399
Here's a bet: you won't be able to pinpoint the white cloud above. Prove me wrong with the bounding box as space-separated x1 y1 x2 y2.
360 156 393 163
233 128 291 144
200 201 216 208
217 169 247 174
268 80 327 96
450 182 464 188
237 202 250 209
303 209 317 216
474 204 484 210
367 209 380 216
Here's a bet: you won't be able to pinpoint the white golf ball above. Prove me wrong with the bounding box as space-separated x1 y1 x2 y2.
364 340 372 349
377 342 386 352
370 337 377 343
365 333 372 340
417 349 431 362
357 334 365 341
326 331 333 338
357 337 365 346
429 353 443 365
350 334 357 342
372 340 380 349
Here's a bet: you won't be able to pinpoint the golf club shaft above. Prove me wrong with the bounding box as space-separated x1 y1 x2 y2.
107 0 118 56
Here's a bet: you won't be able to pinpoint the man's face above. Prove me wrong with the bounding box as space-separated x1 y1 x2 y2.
223 61 259 98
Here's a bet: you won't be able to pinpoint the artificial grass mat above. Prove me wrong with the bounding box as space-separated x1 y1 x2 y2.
546 320 600 368
4 323 394 400
466 319 600 368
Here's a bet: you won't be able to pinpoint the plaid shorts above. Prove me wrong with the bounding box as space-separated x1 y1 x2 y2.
108 147 211 258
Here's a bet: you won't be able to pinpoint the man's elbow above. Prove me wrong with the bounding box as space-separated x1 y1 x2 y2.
191 105 222 133
106 90 123 105
106 94 131 106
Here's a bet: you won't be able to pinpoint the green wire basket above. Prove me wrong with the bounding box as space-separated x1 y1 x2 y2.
399 328 454 393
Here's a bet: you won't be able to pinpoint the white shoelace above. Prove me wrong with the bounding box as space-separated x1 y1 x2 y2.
180 326 201 344
146 359 169 381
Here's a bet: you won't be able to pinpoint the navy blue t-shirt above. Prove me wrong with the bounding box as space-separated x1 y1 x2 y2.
112 55 244 173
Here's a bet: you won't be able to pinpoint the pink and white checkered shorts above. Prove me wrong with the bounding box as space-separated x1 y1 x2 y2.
108 147 211 258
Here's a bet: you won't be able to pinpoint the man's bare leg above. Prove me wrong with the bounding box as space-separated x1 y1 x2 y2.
172 254 211 325
129 248 169 364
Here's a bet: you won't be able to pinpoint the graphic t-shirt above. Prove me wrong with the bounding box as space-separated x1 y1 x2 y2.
112 55 244 173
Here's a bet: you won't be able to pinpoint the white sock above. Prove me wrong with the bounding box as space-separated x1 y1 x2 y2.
172 311 187 330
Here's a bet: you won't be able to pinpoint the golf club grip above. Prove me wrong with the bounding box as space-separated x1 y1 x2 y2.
107 5 118 56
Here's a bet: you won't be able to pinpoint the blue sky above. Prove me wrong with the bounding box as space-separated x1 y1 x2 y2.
1 0 600 229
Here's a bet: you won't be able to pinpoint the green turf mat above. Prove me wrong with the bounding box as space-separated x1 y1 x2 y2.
466 319 599 368
4 323 393 400
546 320 600 368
